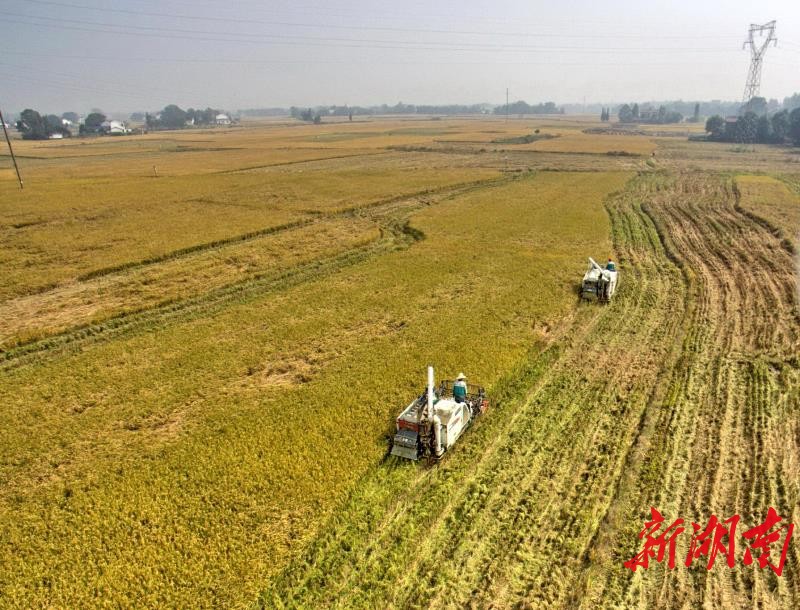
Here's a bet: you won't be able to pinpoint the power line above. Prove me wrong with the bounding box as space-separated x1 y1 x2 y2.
0 48 748 68
0 70 191 105
0 60 212 101
17 0 743 41
0 12 744 55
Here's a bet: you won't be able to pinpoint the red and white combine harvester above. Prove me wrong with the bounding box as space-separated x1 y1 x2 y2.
390 366 488 461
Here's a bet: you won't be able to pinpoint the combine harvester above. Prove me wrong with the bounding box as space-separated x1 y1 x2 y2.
581 257 618 302
390 367 488 461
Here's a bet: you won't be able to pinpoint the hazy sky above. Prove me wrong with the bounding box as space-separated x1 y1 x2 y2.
1 0 799 115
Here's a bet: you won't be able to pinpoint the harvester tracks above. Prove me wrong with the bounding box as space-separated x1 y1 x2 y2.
260 172 688 608
260 170 800 609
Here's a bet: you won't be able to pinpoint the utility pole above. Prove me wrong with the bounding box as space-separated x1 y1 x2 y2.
742 20 777 105
0 107 23 190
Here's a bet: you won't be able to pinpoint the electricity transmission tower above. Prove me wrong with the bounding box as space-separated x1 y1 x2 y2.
742 20 777 104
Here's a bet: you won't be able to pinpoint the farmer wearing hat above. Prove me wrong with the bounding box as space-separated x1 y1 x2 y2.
453 373 468 403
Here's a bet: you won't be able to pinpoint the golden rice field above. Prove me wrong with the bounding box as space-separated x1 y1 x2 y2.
736 174 800 248
1 116 798 608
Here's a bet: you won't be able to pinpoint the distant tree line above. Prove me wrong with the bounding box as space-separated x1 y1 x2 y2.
287 102 495 121
493 101 564 115
15 109 72 140
238 107 289 117
705 108 800 145
287 101 563 121
291 107 323 123
617 103 683 124
15 109 126 138
143 105 223 130
12 103 238 138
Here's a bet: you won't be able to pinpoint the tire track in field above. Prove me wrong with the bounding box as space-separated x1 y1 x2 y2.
261 170 800 609
0 176 517 371
259 172 690 609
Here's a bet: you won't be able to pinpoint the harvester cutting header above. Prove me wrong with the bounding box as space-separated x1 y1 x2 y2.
390 367 488 461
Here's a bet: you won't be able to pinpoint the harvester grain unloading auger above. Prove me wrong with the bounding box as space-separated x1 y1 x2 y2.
390 366 488 461
581 257 618 302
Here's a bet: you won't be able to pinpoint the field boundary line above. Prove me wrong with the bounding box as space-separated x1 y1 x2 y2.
216 150 392 174
43 175 509 287
1 175 517 370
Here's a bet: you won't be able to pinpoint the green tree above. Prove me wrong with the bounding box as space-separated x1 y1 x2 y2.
789 107 800 145
632 103 640 119
16 109 48 139
45 114 63 131
692 103 700 123
201 107 219 125
61 111 79 123
705 115 725 140
783 93 800 111
756 115 772 143
84 112 106 130
618 104 633 123
734 111 758 143
771 110 790 143
160 104 187 129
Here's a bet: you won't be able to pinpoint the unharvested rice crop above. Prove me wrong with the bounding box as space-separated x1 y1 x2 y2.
736 174 800 249
1 130 627 605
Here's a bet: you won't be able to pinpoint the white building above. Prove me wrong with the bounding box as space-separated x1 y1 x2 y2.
215 113 231 125
101 120 129 135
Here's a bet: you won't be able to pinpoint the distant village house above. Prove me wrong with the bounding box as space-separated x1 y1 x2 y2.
101 120 130 135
